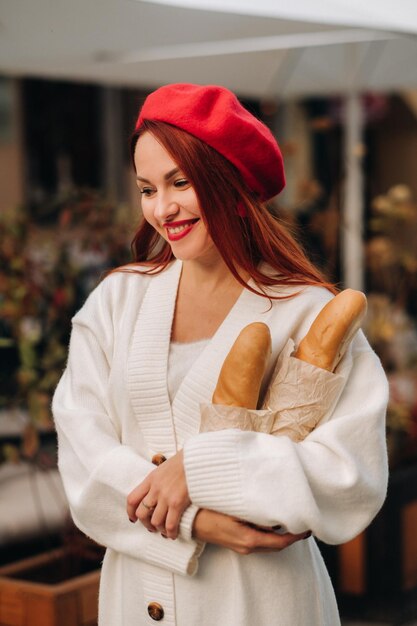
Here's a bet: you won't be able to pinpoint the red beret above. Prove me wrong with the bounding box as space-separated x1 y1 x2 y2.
135 83 285 202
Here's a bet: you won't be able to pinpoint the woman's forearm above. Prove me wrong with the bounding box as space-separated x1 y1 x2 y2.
192 508 310 554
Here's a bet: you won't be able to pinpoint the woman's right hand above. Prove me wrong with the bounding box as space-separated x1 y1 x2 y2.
192 509 311 554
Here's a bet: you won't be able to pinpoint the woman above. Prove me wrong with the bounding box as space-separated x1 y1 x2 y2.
53 83 388 625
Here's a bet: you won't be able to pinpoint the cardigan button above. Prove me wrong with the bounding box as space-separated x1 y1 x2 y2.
148 601 164 621
152 453 167 466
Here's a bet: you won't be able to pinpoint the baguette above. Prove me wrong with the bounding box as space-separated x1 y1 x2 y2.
294 289 367 372
212 322 271 409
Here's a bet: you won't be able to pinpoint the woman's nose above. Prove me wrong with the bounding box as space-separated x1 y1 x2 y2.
154 193 179 223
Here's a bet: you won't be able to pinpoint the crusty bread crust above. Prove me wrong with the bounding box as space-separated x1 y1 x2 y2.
295 289 367 372
212 322 271 409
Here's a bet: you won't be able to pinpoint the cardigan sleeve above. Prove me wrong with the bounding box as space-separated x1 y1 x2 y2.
183 330 389 545
52 278 204 576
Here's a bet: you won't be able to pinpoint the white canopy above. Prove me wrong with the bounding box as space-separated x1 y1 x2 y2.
1 0 417 98
144 0 417 33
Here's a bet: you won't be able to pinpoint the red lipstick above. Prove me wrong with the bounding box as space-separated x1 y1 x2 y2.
164 218 200 242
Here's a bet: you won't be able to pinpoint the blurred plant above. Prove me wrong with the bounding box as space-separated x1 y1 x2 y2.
363 294 417 372
0 190 133 464
365 185 417 466
367 185 417 307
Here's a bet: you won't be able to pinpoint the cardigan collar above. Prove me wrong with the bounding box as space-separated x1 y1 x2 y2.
127 260 270 453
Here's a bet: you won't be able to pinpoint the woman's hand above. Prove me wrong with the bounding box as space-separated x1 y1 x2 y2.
193 509 311 554
126 450 191 539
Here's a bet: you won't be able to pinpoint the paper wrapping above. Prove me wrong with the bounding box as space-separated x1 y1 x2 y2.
199 339 347 442
199 404 275 434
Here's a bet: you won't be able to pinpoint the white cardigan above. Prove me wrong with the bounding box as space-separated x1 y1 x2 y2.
53 260 389 626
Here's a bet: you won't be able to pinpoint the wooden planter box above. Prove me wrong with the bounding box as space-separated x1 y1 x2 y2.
0 546 101 626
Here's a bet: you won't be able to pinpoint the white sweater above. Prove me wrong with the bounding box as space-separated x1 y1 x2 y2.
53 260 389 626
167 340 209 404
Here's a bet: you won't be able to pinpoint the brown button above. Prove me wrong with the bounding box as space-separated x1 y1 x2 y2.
152 453 167 466
148 601 164 621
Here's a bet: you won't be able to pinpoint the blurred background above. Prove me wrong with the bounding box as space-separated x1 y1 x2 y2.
1 1 417 625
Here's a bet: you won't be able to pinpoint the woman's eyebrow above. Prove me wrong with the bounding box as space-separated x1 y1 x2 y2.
164 167 180 180
136 167 180 183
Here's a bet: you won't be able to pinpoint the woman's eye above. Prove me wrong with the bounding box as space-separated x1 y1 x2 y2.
140 187 154 196
174 179 189 188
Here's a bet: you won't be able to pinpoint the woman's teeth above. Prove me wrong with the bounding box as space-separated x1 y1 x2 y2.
168 224 190 234
166 220 198 235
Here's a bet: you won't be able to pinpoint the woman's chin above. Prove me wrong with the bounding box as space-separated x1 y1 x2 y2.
169 241 218 263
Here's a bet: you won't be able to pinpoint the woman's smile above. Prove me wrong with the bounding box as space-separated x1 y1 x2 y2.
164 218 200 241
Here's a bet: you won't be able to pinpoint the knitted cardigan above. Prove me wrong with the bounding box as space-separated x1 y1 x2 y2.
53 260 389 626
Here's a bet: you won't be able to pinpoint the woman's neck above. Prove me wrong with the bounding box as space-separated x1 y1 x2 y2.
180 256 248 295
171 256 250 342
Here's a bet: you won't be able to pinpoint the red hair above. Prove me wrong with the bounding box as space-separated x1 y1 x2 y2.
119 120 336 298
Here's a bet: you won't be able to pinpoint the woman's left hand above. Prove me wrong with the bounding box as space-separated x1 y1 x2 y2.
126 450 191 539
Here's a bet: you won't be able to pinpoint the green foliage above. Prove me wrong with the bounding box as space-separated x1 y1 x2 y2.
0 190 133 462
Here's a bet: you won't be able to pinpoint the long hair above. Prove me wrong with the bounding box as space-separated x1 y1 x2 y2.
120 119 336 298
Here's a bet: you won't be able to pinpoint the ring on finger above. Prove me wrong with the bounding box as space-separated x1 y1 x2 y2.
141 501 156 511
